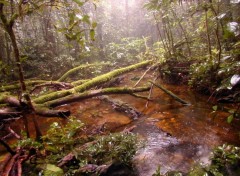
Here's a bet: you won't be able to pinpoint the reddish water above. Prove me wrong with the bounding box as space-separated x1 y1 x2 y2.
1 70 240 175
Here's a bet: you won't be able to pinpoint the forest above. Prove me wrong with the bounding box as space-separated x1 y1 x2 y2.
0 0 240 175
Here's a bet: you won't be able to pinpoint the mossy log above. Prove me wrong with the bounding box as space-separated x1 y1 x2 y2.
71 79 90 86
44 86 151 107
0 93 21 107
57 62 110 82
34 60 152 104
150 81 190 105
30 82 73 94
0 80 49 92
0 80 66 92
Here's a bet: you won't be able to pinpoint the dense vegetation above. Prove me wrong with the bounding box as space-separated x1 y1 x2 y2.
0 0 239 175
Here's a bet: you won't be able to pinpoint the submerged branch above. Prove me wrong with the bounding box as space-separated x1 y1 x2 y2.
150 81 190 105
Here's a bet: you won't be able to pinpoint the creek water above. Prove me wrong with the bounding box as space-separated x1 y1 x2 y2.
1 70 240 175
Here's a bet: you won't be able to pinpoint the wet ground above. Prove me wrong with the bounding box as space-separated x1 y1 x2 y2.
1 70 240 175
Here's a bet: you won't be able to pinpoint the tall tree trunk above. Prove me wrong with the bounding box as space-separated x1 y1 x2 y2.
205 9 212 60
0 4 42 139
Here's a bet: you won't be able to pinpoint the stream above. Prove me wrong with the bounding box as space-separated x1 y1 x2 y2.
1 70 240 175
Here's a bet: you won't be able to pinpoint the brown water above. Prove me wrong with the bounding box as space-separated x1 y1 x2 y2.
1 70 240 175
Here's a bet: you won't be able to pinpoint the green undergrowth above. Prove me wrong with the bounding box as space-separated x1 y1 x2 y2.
152 144 240 176
17 116 139 175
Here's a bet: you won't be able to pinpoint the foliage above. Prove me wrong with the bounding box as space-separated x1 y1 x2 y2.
79 132 138 166
152 144 240 176
17 116 139 175
41 116 84 155
17 131 43 150
43 164 64 176
188 58 219 92
105 37 147 66
211 144 240 171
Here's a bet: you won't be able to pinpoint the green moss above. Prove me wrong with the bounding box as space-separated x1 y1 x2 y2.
33 89 72 104
57 63 108 82
34 60 152 104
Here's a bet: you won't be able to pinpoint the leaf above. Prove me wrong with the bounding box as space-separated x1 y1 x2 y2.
72 0 84 6
212 105 218 111
43 164 63 176
90 29 95 41
0 0 9 5
92 21 97 28
227 115 234 124
82 15 90 24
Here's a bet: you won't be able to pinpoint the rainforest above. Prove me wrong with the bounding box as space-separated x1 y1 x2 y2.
0 0 240 176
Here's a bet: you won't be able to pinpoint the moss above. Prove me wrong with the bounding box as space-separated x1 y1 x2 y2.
71 79 89 86
73 60 152 93
0 80 50 92
57 63 109 82
33 89 72 104
34 60 152 104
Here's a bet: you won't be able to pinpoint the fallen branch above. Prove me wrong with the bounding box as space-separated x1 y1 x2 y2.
57 62 110 82
44 86 151 107
134 65 155 87
34 60 152 104
0 80 49 92
35 108 70 118
30 82 73 94
0 94 21 107
150 81 190 105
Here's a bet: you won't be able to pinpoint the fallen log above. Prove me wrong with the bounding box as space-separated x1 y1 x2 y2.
34 60 152 104
0 111 22 121
57 62 110 82
0 94 20 107
0 80 49 92
30 82 73 94
99 95 142 119
43 86 151 107
35 108 70 118
150 81 190 105
71 79 89 86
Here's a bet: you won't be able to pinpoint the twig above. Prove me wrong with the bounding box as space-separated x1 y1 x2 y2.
134 65 154 87
146 75 159 108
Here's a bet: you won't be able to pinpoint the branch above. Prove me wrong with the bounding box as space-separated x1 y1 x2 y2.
57 63 109 82
150 81 190 105
44 86 151 107
34 60 153 104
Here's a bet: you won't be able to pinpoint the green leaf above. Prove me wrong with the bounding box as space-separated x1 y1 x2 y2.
82 15 90 24
90 29 95 41
43 164 63 176
92 22 97 28
227 115 234 123
212 105 218 111
72 0 84 6
228 109 235 114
